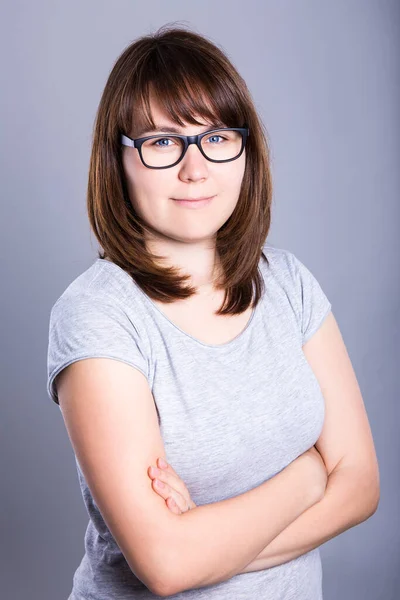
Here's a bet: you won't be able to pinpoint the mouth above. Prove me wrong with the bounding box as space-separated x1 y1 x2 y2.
172 195 216 208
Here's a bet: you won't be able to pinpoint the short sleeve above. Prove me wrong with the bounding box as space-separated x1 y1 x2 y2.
289 251 332 345
47 293 149 406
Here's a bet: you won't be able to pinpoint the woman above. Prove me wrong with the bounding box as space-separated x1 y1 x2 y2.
47 24 380 599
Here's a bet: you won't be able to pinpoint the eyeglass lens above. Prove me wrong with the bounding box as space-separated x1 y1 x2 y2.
141 130 243 167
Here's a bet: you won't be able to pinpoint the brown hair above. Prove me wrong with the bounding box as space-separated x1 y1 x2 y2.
87 22 273 315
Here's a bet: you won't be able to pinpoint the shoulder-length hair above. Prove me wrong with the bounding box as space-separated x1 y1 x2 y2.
87 23 273 315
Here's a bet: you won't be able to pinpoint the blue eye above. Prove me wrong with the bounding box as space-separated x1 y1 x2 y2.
152 138 175 147
205 135 227 144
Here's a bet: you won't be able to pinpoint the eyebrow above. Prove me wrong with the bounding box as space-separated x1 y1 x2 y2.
135 122 226 138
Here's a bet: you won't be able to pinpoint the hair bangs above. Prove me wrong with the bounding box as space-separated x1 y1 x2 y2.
127 45 246 139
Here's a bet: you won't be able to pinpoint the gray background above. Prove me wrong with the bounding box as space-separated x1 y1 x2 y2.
1 1 399 599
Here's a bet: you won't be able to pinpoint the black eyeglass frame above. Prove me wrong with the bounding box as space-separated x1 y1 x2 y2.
120 126 250 169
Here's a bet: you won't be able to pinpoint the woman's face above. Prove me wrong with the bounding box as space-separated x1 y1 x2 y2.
122 94 246 246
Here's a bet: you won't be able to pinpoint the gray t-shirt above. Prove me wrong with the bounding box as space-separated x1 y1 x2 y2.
47 242 332 599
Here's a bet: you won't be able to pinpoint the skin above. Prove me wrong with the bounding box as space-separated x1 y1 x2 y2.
148 457 196 515
139 100 380 577
121 91 246 292
122 92 247 513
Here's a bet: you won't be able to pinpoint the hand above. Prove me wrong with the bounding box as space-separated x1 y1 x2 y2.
147 457 197 515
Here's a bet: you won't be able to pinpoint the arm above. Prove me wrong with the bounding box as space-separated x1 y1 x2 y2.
240 311 380 573
239 461 379 573
56 353 322 598
162 454 323 596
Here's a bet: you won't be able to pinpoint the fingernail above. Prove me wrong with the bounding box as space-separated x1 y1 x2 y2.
155 479 165 488
159 458 168 468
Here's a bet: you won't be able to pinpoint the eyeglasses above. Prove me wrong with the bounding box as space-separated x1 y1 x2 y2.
120 126 249 169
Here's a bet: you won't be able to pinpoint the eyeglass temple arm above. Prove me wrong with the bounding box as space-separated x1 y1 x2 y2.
121 134 135 147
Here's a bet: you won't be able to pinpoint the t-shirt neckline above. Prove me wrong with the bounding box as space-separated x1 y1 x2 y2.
138 285 259 351
95 258 261 352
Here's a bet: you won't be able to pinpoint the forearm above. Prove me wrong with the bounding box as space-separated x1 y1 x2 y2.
239 464 379 574
162 460 318 596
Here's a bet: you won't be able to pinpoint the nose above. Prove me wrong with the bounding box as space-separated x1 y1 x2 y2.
178 142 209 181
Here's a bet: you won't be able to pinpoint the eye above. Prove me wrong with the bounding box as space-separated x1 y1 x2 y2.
152 137 177 147
204 134 227 144
210 135 223 143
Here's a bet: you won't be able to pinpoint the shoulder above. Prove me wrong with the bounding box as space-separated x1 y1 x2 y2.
50 258 145 326
260 242 332 345
260 242 299 284
47 259 149 405
261 241 323 288
259 242 303 315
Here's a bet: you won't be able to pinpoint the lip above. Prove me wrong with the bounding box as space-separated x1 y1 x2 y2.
172 195 216 208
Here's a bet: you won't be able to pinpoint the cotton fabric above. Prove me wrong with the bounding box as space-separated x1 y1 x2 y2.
47 243 332 599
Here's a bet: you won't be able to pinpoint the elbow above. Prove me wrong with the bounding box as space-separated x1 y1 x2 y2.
157 579 184 597
357 477 381 523
368 485 380 516
341 459 381 523
141 548 179 597
359 490 380 525
151 580 174 598
157 574 186 598
124 535 179 596
150 564 180 598
151 550 183 597
365 466 381 518
136 557 176 598
134 508 194 596
149 521 194 597
146 524 183 597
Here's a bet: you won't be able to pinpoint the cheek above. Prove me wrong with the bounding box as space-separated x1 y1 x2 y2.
137 171 173 199
126 171 166 211
135 184 175 225
224 154 246 185
223 163 246 200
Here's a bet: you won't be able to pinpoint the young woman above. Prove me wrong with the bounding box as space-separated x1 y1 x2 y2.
47 24 380 600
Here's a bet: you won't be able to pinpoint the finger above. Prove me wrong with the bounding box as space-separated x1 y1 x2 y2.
148 466 188 497
157 457 179 476
166 496 182 515
150 473 194 512
153 460 195 511
152 478 187 513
